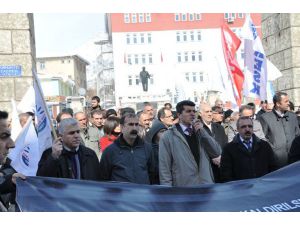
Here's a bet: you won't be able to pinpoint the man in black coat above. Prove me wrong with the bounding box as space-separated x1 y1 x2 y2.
220 116 276 182
37 118 100 181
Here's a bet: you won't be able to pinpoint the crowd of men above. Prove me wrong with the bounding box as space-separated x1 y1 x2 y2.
1 91 300 211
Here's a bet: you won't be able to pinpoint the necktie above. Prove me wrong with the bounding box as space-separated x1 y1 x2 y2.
185 127 193 136
243 140 251 151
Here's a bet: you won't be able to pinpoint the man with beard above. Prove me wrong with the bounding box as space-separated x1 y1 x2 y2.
99 113 154 184
220 116 276 182
37 118 100 180
74 112 100 159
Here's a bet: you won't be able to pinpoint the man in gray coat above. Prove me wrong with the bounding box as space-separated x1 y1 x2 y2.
159 100 221 187
228 105 266 142
259 92 300 168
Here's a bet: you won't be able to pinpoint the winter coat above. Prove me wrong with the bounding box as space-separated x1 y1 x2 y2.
37 145 100 181
220 134 276 182
145 120 168 184
259 109 300 168
99 134 153 184
100 135 118 152
80 126 101 159
159 124 221 187
288 135 300 164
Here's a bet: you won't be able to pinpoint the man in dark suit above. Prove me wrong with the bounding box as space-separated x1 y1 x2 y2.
139 67 151 92
220 116 276 182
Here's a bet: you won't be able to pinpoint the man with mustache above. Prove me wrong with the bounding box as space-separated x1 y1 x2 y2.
220 116 276 182
37 118 100 180
99 113 154 184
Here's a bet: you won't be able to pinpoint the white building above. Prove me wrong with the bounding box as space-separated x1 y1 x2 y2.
107 13 261 110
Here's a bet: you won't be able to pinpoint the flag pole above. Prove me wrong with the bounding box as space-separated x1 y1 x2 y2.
32 68 57 139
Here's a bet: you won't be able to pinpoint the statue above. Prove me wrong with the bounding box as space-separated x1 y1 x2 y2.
139 67 151 92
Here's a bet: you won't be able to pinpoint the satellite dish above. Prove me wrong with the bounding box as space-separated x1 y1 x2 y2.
78 88 86 96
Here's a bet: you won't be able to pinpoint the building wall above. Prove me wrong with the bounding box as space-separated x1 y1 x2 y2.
0 13 36 113
110 13 261 107
37 56 88 95
262 13 300 107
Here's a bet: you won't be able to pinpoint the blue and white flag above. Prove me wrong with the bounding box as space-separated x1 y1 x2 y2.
9 117 40 176
242 14 268 101
10 99 22 141
33 73 53 153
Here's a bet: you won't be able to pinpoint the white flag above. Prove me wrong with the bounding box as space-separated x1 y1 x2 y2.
17 86 35 114
10 99 22 141
242 14 268 101
33 75 53 153
9 117 40 176
267 59 283 81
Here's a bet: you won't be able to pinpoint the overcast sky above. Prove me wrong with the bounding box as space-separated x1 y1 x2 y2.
34 13 106 57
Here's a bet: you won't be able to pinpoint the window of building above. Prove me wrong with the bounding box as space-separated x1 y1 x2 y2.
175 13 180 21
189 13 194 21
139 13 144 23
140 33 145 44
124 13 130 23
190 31 194 41
147 33 152 43
61 60 64 64
191 52 196 61
192 72 197 82
128 54 132 64
198 52 202 61
131 13 137 23
224 13 229 19
146 13 151 22
182 13 187 21
39 62 45 70
148 54 153 64
128 75 132 85
199 72 204 82
238 13 244 18
135 75 139 85
142 54 146 64
231 13 236 18
177 52 182 62
184 52 188 62
134 54 139 64
133 34 137 44
126 34 130 44
185 72 189 81
176 32 180 42
195 13 202 20
183 31 187 41
197 31 201 41
194 96 198 103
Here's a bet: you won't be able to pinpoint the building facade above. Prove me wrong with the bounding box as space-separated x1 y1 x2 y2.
36 55 89 96
108 13 261 109
262 13 300 108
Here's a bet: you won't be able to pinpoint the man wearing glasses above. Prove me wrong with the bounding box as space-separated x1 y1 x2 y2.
220 116 276 182
227 105 266 142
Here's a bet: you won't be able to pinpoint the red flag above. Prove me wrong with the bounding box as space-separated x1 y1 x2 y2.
124 53 127 64
221 24 244 106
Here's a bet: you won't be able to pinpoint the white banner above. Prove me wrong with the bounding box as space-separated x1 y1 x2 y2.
242 14 268 101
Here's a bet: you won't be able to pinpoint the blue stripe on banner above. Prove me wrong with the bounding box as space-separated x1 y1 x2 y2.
16 162 300 212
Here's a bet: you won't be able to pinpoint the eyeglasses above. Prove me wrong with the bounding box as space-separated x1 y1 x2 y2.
126 123 139 127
